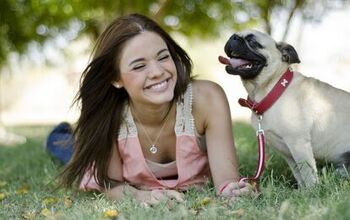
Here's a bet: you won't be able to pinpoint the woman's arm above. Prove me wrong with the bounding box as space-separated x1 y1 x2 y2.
192 80 253 197
105 184 184 205
192 80 239 186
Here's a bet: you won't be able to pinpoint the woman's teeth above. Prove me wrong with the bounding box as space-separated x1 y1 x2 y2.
147 80 167 90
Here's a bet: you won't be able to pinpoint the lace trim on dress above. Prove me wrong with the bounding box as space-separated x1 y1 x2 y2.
118 105 137 140
174 83 195 136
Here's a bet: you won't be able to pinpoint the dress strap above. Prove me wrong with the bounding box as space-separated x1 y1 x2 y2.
118 105 137 140
175 83 195 136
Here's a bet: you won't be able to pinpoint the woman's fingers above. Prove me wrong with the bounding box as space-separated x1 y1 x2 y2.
221 182 241 196
149 190 167 204
220 181 258 198
231 185 252 196
148 190 184 205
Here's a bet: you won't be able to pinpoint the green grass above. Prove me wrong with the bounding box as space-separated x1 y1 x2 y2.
1 122 350 219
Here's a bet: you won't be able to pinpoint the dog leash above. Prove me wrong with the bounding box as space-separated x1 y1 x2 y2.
239 115 265 185
218 117 265 194
238 68 294 186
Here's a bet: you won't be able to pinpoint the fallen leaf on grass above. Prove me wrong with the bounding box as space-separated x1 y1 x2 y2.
42 197 59 206
341 180 349 187
0 192 6 200
192 197 212 210
103 209 119 218
40 208 53 217
16 184 30 195
189 209 198 215
226 208 245 217
22 211 36 220
64 196 73 208
0 180 7 188
40 208 63 218
198 197 211 206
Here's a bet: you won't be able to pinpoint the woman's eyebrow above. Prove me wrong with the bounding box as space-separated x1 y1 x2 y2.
157 48 168 55
129 58 145 67
128 48 169 66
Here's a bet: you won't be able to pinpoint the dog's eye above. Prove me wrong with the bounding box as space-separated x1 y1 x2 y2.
246 36 263 49
245 34 255 41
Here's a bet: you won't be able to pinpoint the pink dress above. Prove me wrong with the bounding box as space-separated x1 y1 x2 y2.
80 84 210 191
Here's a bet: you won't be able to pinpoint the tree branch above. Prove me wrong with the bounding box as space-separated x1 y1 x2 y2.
153 0 172 23
282 0 305 41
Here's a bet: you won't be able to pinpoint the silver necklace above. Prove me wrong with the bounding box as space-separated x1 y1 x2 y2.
131 104 172 154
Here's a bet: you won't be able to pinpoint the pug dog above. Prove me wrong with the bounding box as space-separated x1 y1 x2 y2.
219 29 350 187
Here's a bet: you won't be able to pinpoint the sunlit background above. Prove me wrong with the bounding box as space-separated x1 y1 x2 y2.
1 0 350 126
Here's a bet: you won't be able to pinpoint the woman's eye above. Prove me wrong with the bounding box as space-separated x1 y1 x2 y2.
132 64 145 70
158 55 169 61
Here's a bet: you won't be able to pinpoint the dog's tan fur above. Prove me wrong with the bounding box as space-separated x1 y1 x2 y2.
225 29 350 187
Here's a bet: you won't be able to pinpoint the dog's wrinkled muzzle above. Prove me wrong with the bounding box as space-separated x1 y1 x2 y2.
219 33 266 79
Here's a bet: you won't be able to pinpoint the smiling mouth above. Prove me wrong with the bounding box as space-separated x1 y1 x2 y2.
145 78 170 91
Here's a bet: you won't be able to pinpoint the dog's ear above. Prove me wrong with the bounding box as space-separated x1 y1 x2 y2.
276 42 301 64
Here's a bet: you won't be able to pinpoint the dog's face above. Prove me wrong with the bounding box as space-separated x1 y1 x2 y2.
219 29 300 79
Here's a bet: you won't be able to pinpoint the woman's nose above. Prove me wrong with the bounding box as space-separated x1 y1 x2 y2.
147 61 164 78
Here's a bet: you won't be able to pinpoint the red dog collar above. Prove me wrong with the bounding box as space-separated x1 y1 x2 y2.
238 68 294 115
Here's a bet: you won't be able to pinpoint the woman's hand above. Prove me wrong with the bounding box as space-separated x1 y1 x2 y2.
218 180 258 199
106 184 184 205
135 189 185 206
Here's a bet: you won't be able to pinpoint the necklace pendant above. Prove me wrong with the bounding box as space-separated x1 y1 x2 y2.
149 144 158 154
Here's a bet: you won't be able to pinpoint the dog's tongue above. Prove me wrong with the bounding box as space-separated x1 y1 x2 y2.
218 56 250 68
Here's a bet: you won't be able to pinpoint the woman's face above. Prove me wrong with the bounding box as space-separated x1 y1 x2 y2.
116 31 177 107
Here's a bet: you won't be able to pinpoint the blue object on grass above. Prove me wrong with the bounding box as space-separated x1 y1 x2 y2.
46 122 74 165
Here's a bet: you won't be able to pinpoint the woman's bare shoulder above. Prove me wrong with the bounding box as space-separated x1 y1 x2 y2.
191 80 228 106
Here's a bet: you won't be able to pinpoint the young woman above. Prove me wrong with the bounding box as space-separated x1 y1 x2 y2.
56 13 253 205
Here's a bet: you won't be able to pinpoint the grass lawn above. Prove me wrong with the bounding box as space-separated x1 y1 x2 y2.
1 122 350 219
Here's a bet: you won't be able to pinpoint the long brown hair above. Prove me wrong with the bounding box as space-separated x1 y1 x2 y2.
59 13 193 188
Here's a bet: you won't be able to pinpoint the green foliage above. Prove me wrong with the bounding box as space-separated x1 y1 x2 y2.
0 0 243 67
1 123 350 219
1 0 349 68
0 0 79 66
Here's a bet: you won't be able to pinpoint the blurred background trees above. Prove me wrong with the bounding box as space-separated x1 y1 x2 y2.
0 0 349 145
1 0 349 68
